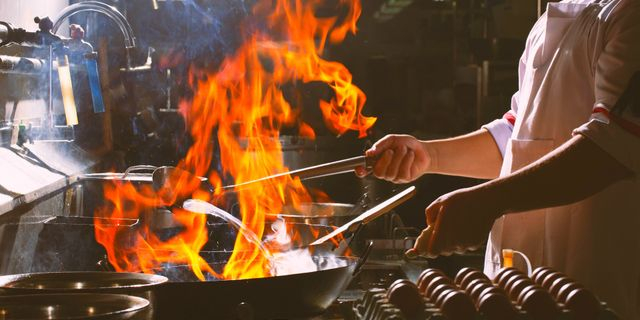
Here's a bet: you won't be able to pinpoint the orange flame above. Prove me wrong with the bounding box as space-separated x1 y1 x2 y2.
95 0 375 281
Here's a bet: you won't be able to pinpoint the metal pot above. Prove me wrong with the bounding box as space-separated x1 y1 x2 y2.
0 293 150 320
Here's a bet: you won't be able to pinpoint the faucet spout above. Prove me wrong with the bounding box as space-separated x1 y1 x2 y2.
52 1 136 49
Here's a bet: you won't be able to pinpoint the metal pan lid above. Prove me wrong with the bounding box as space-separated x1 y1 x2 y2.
0 272 167 293
0 293 149 319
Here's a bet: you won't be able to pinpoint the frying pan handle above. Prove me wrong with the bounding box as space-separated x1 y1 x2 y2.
353 241 373 276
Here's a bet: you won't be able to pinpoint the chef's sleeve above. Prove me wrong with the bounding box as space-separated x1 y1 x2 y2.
573 2 640 174
482 95 517 158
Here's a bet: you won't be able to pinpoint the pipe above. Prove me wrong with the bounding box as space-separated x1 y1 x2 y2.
0 55 45 74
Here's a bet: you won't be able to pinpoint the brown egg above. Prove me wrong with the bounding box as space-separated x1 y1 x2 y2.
432 283 457 304
503 274 529 293
464 278 492 295
440 290 477 320
479 286 507 302
454 267 477 286
565 288 600 320
387 279 414 294
516 284 543 306
498 269 526 289
549 276 573 298
418 268 445 284
478 292 518 320
520 287 560 320
509 278 535 301
532 268 555 285
460 271 489 290
530 266 552 283
425 276 453 299
386 280 425 318
541 272 565 290
418 269 445 294
557 282 583 304
493 267 519 285
466 281 490 300
435 287 458 307
468 283 493 303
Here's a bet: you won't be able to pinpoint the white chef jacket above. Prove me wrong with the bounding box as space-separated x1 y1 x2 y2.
482 0 640 318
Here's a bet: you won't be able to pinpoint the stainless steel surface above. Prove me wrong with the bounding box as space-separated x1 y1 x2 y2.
311 186 417 246
0 293 149 319
0 272 167 293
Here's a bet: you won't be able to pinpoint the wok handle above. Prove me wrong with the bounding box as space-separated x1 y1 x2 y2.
353 241 373 276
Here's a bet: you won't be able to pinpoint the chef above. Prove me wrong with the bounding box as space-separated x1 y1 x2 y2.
357 0 640 318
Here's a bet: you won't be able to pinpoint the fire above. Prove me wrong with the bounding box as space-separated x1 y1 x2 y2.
95 0 375 280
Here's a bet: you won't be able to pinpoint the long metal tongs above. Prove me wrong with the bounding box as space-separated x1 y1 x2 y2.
152 155 375 193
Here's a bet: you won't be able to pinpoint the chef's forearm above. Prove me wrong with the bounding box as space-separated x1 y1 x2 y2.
478 135 632 214
424 129 503 179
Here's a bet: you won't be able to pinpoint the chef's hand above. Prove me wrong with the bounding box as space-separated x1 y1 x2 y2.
405 187 500 258
356 134 431 184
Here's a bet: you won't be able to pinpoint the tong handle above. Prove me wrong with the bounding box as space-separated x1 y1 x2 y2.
292 155 373 180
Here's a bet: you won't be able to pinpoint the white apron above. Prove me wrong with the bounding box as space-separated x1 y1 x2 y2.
483 1 640 319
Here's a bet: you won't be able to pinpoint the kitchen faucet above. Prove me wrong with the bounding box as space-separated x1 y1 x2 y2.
52 1 137 69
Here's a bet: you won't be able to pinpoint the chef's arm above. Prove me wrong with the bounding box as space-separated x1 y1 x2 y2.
478 134 632 213
364 129 503 182
423 129 503 179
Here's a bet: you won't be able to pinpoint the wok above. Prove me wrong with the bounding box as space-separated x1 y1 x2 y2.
0 293 150 320
152 255 363 320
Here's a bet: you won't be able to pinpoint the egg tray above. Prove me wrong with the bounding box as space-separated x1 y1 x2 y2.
352 266 620 320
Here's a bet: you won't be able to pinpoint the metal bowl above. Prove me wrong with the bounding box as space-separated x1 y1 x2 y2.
0 272 167 295
0 293 149 319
